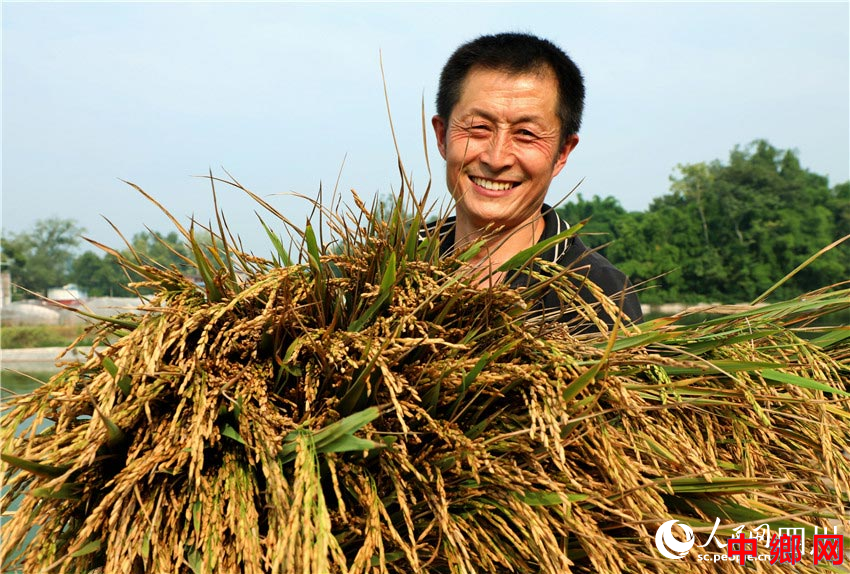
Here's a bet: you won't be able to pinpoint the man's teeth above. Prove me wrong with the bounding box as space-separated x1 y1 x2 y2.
471 176 515 191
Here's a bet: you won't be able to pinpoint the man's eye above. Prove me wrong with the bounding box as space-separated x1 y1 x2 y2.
517 129 537 138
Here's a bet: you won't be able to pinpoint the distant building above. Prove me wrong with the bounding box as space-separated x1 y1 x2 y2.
46 284 87 306
1 270 10 308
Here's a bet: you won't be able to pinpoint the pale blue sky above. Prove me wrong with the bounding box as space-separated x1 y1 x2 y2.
3 2 848 256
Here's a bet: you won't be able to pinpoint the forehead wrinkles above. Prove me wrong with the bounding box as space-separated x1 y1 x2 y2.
452 70 560 135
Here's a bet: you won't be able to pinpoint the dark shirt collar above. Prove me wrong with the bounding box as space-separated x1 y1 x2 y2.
432 204 570 262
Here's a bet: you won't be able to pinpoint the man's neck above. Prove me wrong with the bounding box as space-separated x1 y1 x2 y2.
453 209 546 284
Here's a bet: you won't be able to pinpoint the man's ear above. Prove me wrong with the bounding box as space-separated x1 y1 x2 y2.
431 115 448 160
551 134 579 178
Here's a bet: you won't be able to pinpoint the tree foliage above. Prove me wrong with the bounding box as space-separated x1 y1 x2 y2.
126 231 192 271
1 223 192 300
0 218 85 298
69 252 127 297
558 140 850 303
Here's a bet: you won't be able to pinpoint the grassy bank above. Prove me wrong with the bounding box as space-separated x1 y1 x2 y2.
6 309 843 350
0 325 95 349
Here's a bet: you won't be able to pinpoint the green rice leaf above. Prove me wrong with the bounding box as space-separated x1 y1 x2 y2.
762 369 849 396
98 410 126 448
498 224 581 272
70 540 101 557
643 437 677 462
31 482 82 499
404 214 422 262
448 351 494 418
371 552 404 565
606 331 671 352
304 224 322 267
187 547 203 574
348 252 396 332
259 216 293 267
279 407 381 462
102 356 118 378
687 498 815 530
663 361 783 375
116 375 131 396
222 424 246 445
517 491 567 506
380 251 398 292
1 454 70 478
683 329 784 354
809 328 850 349
664 477 783 494
311 407 381 450
190 229 221 303
141 531 151 560
319 434 382 454
102 357 132 394
456 239 486 263
338 335 394 414
192 500 202 533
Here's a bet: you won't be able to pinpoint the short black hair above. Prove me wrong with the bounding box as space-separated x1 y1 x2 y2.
436 32 585 147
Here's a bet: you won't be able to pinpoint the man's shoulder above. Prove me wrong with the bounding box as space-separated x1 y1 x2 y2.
541 208 642 322
559 236 628 288
541 207 624 278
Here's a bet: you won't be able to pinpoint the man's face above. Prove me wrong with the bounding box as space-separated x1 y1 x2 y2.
432 66 579 232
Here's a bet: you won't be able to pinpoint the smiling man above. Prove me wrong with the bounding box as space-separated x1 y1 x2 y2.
432 32 642 330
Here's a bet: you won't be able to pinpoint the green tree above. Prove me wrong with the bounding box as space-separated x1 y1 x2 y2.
827 181 850 241
556 194 631 252
668 141 845 301
128 231 192 270
70 252 128 297
0 218 85 298
555 140 849 304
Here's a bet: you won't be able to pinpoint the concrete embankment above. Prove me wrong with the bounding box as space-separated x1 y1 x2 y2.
1 346 94 373
641 303 768 316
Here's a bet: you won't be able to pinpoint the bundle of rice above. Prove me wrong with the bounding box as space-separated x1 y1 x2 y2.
2 177 848 574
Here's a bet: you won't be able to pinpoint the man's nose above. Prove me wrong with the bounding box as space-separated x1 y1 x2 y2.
480 130 514 171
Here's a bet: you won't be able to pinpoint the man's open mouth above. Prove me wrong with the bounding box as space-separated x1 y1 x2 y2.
469 176 519 192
